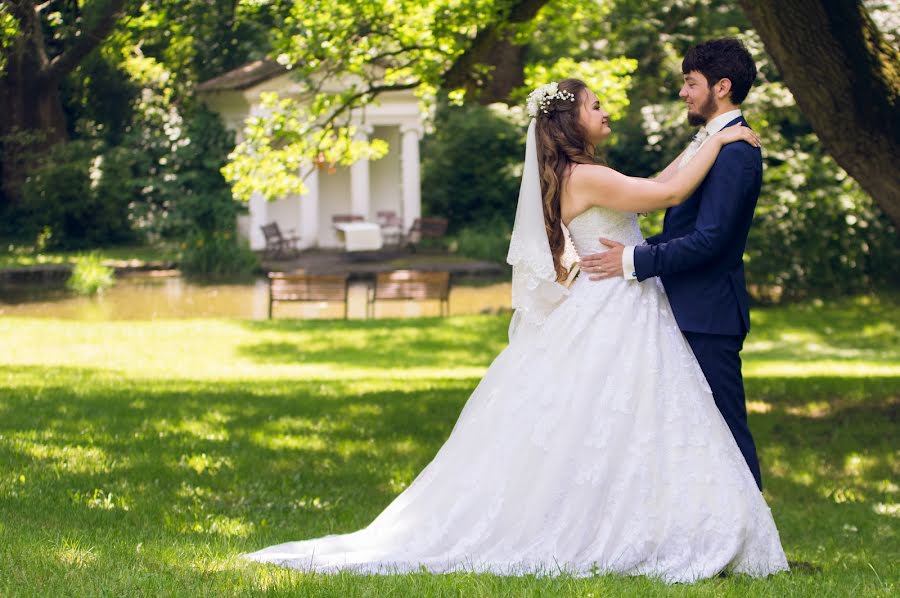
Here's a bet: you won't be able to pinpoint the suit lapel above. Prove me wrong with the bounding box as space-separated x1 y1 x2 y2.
662 115 748 236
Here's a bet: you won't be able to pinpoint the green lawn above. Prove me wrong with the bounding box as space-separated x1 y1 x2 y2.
0 296 897 596
0 245 178 269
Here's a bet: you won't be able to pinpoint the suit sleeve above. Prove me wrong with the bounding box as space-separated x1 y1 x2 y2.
644 233 665 245
633 145 759 281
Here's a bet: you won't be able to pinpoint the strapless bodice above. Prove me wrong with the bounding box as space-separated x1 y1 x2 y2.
565 206 644 258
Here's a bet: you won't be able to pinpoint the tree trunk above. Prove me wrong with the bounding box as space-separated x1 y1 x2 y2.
1 1 66 204
739 0 900 229
0 0 127 206
443 0 551 103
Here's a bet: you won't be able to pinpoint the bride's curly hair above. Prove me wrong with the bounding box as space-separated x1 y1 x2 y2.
533 78 601 282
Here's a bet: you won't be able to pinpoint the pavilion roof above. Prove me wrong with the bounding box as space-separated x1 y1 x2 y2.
196 59 288 92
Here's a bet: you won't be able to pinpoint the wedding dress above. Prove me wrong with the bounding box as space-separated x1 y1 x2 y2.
240 205 790 583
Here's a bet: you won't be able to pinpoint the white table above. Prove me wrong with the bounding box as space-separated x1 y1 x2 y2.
333 222 384 251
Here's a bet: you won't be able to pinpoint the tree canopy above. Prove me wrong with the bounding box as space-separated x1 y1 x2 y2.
0 0 897 293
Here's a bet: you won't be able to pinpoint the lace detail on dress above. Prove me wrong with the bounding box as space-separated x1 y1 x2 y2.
565 206 645 259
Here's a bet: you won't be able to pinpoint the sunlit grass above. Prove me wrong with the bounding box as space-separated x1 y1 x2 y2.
0 295 897 596
0 244 178 269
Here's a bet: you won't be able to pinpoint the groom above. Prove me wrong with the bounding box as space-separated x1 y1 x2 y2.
581 38 764 490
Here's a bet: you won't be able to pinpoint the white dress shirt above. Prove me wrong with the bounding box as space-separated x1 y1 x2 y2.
621 109 743 280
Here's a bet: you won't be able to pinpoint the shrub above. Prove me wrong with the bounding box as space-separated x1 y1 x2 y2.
66 253 115 295
163 108 259 278
19 140 137 250
179 232 258 279
422 103 523 233
745 151 900 302
451 217 513 265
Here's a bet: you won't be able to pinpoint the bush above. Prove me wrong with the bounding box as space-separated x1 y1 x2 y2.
8 106 257 281
164 108 259 278
422 103 524 233
179 232 258 279
66 253 115 295
451 217 513 265
19 140 137 250
127 107 244 242
746 151 900 302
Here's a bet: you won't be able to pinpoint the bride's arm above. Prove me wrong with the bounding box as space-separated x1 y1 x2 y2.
653 148 688 183
570 125 760 213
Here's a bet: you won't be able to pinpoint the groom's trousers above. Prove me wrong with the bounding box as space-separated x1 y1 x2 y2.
682 331 763 490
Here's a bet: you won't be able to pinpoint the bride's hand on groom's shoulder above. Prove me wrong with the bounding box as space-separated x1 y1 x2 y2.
715 124 762 149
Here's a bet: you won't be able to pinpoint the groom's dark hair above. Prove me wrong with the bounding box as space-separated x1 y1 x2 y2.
682 38 757 105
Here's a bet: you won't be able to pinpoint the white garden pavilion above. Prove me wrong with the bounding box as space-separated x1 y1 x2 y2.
196 59 424 250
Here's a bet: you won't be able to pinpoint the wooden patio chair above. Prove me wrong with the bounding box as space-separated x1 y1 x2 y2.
404 217 449 252
260 222 302 259
376 210 403 246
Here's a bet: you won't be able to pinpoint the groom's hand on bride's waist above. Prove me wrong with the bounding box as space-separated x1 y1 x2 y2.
581 238 624 280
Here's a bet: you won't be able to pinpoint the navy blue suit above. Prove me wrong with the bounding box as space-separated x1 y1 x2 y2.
633 116 763 489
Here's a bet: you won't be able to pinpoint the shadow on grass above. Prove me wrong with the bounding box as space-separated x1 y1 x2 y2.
236 316 511 369
746 295 899 364
1 364 896 594
0 365 476 535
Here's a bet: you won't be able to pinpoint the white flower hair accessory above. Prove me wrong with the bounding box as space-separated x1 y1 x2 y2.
526 82 576 117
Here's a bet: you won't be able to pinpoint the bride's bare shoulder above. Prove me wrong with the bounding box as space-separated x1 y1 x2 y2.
568 163 619 189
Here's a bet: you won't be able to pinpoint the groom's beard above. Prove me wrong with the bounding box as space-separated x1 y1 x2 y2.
687 92 717 127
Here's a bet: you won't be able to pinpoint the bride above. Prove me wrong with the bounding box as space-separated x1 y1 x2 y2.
240 79 790 583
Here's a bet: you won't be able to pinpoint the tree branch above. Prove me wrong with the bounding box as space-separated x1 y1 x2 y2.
367 44 430 65
34 0 58 12
442 0 551 101
319 80 421 133
41 0 129 84
4 1 34 21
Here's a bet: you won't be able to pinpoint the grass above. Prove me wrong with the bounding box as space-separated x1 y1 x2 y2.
0 244 178 269
0 295 897 596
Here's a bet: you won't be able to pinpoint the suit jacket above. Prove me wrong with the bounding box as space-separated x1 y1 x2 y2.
633 116 762 336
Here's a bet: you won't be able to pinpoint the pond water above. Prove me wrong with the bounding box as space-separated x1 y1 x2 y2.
0 271 512 320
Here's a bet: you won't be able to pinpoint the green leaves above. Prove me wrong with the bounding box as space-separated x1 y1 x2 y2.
522 57 637 120
221 92 389 201
222 0 546 202
66 253 115 296
422 103 525 234
0 3 18 75
270 0 482 88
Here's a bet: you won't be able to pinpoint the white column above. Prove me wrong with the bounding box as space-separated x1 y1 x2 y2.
300 166 319 248
248 191 268 250
350 125 373 219
400 124 423 232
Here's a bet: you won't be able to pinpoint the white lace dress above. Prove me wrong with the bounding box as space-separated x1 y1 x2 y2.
240 206 790 583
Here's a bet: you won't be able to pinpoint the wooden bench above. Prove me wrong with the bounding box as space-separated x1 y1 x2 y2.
268 272 350 319
405 217 448 251
260 222 302 260
367 270 451 318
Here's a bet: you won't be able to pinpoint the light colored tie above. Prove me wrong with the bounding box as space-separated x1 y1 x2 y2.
678 127 710 169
